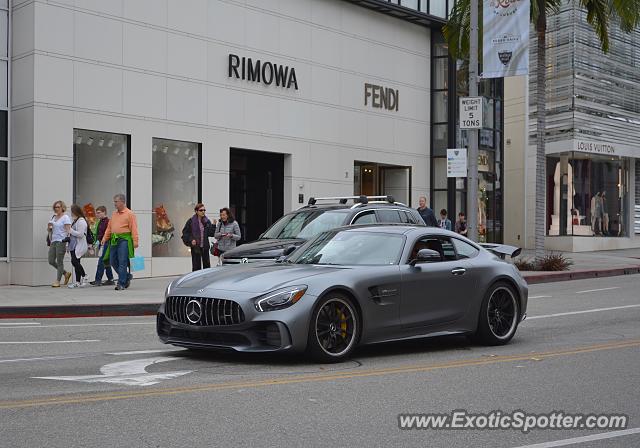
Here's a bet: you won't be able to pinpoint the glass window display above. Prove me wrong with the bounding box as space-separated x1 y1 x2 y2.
546 153 628 237
152 138 200 257
74 129 129 257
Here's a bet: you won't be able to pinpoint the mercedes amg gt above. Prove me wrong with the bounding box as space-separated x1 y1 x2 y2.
157 225 528 362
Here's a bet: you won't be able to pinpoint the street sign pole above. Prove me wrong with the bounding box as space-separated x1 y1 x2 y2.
467 0 479 241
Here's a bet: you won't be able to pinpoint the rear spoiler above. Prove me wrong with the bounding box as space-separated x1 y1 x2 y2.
479 243 522 259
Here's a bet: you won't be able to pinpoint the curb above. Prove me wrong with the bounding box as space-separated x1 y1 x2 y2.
523 266 640 284
0 303 161 319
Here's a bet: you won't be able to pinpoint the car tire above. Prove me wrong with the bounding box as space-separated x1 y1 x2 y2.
475 282 520 346
306 293 360 363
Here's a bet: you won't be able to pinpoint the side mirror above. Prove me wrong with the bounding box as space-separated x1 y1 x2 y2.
282 245 297 256
410 249 442 266
276 245 297 263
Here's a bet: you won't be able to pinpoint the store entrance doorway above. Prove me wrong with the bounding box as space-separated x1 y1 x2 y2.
353 161 412 205
230 148 284 243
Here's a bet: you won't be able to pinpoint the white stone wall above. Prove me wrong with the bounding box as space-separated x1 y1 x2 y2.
10 0 431 285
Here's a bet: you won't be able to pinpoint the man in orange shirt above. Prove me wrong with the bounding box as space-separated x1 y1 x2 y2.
102 194 139 290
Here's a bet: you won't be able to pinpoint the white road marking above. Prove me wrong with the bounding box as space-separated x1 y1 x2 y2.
0 340 100 344
512 427 640 448
0 322 153 329
528 304 640 320
34 356 192 387
529 295 552 299
575 286 620 294
0 322 41 326
0 354 90 364
108 349 185 356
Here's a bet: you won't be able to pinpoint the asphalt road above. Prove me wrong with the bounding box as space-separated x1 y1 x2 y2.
1 275 639 448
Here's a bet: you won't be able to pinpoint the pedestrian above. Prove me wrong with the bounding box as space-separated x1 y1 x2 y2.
181 203 216 271
90 205 115 286
67 204 90 288
214 207 241 257
47 200 73 287
101 194 139 291
416 196 438 226
438 209 452 231
455 212 468 236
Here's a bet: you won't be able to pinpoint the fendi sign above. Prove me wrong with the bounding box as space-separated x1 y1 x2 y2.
364 83 399 111
228 54 299 90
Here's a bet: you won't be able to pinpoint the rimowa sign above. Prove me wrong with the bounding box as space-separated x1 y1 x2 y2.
228 54 299 90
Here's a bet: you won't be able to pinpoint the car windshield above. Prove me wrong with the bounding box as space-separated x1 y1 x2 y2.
261 210 347 240
289 230 404 266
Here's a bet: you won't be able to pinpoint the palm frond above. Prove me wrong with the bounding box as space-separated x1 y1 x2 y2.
580 0 611 52
609 0 640 33
442 0 471 60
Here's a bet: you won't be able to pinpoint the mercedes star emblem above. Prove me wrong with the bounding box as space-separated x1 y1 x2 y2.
241 258 249 264
186 299 202 324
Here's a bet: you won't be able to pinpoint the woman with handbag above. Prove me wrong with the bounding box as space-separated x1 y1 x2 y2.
67 204 90 288
47 200 72 287
181 203 216 271
214 207 241 258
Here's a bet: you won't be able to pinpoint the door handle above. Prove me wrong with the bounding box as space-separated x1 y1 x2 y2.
451 267 466 276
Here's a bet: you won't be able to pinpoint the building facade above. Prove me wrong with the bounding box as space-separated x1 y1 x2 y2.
6 0 453 285
514 1 640 252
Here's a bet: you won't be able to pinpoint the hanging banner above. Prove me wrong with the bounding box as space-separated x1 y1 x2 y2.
482 0 529 78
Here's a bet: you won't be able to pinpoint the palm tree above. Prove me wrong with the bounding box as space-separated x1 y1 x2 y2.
443 0 640 260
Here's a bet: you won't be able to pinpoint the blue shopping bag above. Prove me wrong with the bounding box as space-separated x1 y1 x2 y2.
129 255 145 272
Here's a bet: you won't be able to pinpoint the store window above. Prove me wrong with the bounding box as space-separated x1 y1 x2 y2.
74 129 129 257
547 153 629 237
152 138 201 257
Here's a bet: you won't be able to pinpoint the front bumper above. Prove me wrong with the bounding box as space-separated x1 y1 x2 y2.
157 312 295 352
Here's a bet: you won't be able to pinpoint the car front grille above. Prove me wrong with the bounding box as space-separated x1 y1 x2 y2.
165 296 245 326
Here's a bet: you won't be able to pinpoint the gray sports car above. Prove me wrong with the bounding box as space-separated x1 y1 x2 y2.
157 225 528 362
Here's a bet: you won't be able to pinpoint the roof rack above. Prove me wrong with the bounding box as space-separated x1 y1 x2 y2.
306 195 408 208
307 195 396 206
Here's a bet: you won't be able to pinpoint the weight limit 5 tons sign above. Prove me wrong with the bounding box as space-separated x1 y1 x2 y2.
459 97 483 129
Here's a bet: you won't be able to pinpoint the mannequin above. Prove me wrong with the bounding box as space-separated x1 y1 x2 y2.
591 192 602 235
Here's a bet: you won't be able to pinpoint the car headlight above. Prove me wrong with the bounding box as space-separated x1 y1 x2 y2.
164 281 174 298
254 285 307 312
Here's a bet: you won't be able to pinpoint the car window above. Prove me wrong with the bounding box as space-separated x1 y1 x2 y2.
261 210 324 239
409 236 457 263
290 230 404 266
452 238 480 259
296 211 348 239
402 210 421 225
351 211 377 225
376 209 402 223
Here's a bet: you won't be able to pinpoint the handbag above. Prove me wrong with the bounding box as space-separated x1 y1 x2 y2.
210 242 220 257
46 214 55 246
129 254 145 272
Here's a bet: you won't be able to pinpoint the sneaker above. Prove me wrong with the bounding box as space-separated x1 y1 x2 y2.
63 271 72 285
115 285 125 291
89 281 102 286
67 282 79 289
52 281 60 288
79 278 90 287
102 279 115 286
125 273 133 289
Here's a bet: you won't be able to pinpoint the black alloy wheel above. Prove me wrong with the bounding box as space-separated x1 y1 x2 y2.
307 294 359 362
476 282 519 345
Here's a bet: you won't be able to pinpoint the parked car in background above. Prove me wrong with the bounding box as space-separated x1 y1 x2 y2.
220 195 425 264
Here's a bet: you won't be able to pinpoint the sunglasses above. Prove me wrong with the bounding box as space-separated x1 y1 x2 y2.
198 209 206 212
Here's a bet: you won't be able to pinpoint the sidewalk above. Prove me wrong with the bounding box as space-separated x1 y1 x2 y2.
1 249 640 318
516 248 640 284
